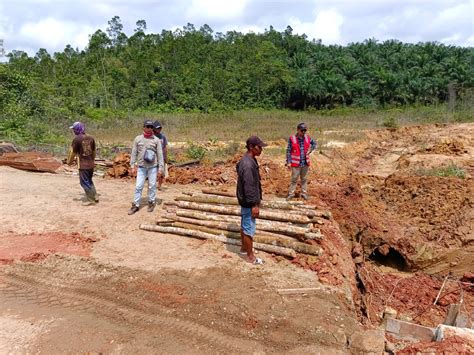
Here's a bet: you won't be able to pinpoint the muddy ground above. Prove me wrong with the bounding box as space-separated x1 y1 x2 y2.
1 122 473 353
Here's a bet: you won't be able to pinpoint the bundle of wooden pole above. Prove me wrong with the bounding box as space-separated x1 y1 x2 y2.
141 189 328 258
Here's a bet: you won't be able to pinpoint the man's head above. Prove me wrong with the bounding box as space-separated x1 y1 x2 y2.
69 121 85 135
296 122 308 137
153 121 162 134
246 135 267 157
143 119 154 134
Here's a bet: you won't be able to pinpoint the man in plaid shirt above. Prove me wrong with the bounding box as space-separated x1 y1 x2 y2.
285 123 317 200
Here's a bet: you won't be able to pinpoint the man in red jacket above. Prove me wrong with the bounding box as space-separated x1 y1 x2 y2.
285 123 317 200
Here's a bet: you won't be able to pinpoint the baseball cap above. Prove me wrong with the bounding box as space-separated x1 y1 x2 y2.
297 122 308 130
153 121 162 129
69 121 81 129
143 119 154 127
246 135 267 148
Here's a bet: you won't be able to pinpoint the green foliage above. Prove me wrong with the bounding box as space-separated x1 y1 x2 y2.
1 18 473 145
381 116 399 128
186 142 206 160
416 164 466 179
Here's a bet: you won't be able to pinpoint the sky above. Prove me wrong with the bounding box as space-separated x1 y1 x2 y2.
0 0 473 58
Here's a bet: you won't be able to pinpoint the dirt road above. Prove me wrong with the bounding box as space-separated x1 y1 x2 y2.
0 167 359 353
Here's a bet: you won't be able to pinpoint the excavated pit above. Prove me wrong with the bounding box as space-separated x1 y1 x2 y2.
369 246 410 272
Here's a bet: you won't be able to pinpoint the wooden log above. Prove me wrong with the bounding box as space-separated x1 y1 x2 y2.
166 213 308 239
174 209 309 228
277 287 325 295
178 194 316 212
171 210 321 240
202 188 305 206
171 222 322 256
201 189 235 197
0 152 62 173
167 214 292 240
176 194 331 218
139 224 296 258
170 159 201 168
164 201 312 224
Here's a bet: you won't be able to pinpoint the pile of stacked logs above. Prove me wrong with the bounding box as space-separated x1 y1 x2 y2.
139 189 332 259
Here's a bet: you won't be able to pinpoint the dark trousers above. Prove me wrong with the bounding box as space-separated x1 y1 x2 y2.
79 169 96 201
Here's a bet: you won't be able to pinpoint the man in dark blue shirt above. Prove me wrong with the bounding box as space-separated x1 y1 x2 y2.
153 121 168 190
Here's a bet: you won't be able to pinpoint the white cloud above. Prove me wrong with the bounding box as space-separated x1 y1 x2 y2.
18 18 94 52
289 9 344 43
186 0 249 20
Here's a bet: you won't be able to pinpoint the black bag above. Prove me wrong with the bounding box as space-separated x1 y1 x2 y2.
144 148 156 163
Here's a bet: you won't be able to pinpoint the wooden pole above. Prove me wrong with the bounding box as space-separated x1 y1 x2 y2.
171 208 311 228
201 188 235 197
166 214 293 240
184 194 331 219
170 210 319 239
172 222 323 256
164 200 312 224
178 194 311 211
139 224 297 258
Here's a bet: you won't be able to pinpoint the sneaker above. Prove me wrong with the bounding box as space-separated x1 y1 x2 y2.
302 194 309 201
147 202 156 212
286 194 295 201
128 204 139 215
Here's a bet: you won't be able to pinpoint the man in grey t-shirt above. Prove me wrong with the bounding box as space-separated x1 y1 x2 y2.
128 120 164 215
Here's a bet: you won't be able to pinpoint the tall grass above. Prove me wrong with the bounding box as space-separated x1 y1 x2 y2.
88 104 472 145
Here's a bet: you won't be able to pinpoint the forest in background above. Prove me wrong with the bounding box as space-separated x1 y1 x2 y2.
0 16 473 144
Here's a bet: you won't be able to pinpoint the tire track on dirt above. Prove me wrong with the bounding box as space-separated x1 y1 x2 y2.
0 271 263 353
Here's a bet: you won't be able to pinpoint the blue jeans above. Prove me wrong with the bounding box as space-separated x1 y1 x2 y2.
133 166 157 206
241 207 256 237
79 169 96 201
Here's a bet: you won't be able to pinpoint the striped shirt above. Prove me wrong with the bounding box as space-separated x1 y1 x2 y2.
286 135 317 166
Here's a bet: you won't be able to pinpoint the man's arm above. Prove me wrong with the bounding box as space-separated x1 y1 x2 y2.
242 163 260 206
286 137 292 165
66 145 76 165
156 138 164 174
91 138 96 161
309 137 317 154
66 138 77 165
130 137 138 167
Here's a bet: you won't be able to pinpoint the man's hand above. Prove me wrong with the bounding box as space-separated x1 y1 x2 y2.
251 205 260 218
130 165 138 177
286 163 291 171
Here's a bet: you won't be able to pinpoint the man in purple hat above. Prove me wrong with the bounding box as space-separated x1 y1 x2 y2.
67 121 98 205
236 135 267 265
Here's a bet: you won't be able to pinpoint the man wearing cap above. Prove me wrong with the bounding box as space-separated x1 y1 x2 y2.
286 123 317 200
67 121 98 205
128 120 164 215
236 136 267 265
153 121 168 190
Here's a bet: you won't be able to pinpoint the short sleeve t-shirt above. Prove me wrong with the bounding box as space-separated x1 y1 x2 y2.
72 134 95 170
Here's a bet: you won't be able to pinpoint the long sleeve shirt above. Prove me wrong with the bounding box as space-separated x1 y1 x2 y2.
130 135 164 173
236 154 262 208
286 135 317 166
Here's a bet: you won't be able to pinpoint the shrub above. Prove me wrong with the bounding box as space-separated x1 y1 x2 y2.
186 142 206 160
415 164 466 179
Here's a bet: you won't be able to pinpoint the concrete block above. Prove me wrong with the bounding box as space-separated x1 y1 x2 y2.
385 318 435 342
